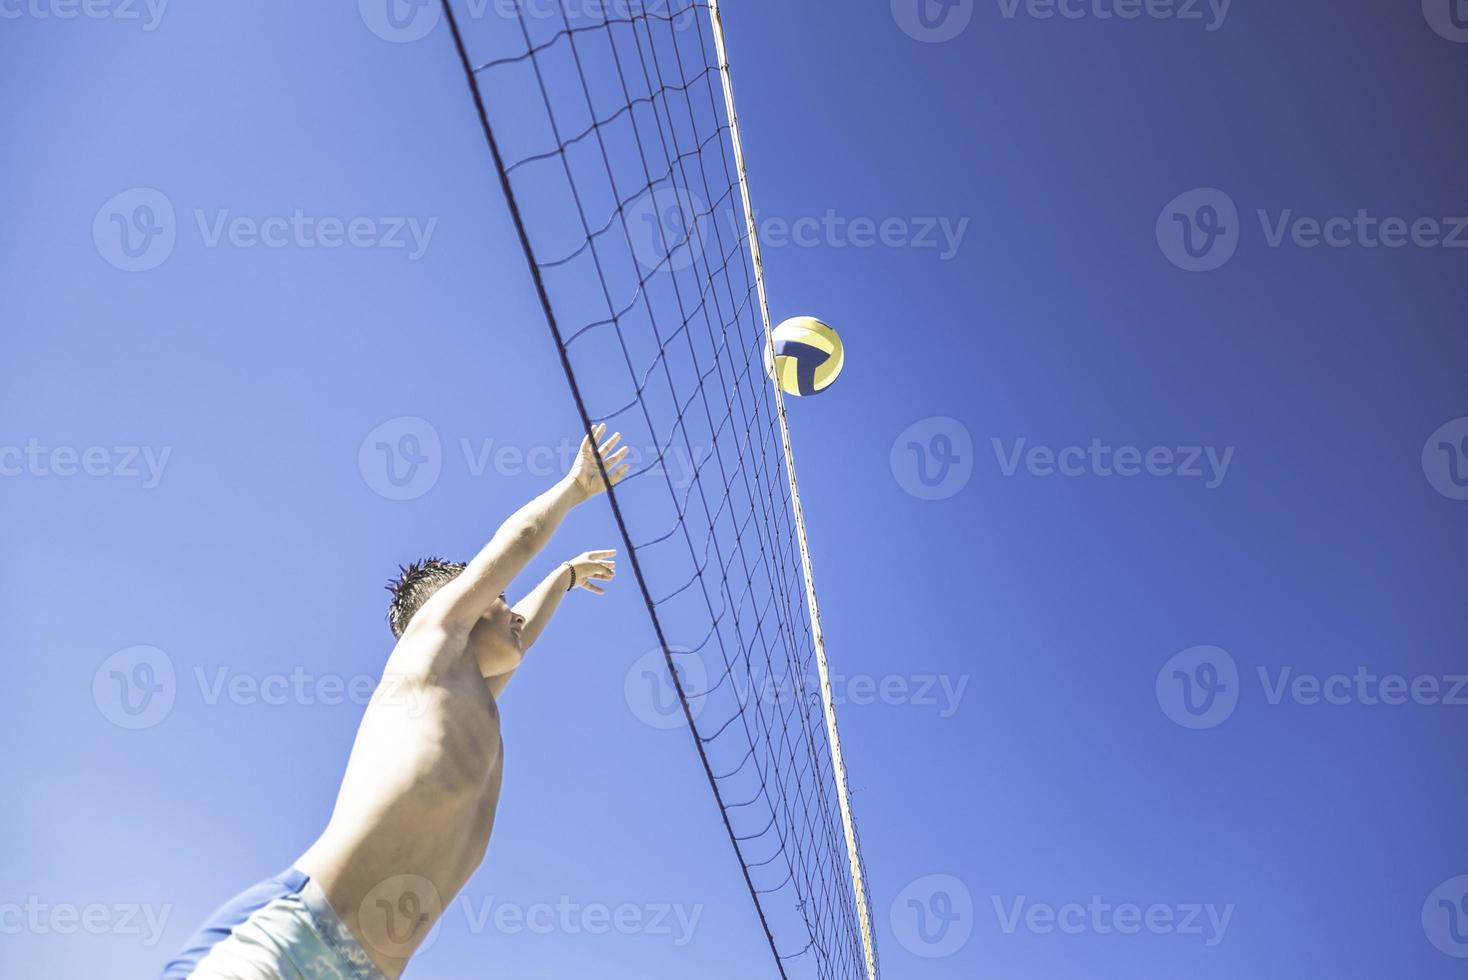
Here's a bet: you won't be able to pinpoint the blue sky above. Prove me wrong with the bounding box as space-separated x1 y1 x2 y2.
3 1 1468 978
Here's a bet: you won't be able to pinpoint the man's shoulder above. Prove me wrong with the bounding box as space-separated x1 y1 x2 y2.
381 619 472 683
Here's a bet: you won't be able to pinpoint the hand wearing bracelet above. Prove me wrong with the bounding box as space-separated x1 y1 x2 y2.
563 551 616 596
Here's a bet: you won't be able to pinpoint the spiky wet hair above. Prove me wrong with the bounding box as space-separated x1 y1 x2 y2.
386 557 467 638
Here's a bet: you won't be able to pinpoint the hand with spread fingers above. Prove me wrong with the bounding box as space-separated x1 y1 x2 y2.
566 550 617 596
566 424 632 503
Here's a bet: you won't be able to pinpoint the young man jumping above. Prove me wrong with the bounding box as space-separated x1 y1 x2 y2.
162 425 631 980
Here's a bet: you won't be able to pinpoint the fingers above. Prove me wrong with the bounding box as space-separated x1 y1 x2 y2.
569 551 615 596
576 428 636 497
581 423 608 452
596 445 632 492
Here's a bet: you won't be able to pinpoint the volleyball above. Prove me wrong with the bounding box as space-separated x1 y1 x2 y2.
766 316 844 397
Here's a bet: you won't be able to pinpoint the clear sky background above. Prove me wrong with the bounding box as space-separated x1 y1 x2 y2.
3 1 1468 978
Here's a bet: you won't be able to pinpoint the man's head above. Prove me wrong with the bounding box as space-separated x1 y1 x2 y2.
386 558 525 678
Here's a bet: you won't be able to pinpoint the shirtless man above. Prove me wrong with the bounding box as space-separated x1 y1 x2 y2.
162 425 631 979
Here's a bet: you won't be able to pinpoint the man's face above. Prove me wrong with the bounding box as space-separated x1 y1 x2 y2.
468 594 525 679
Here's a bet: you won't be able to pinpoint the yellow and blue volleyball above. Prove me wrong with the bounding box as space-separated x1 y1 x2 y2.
766 316 844 397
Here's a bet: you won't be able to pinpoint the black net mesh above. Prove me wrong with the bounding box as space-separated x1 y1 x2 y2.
441 3 878 975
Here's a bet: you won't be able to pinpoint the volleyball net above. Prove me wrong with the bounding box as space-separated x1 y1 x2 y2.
439 1 878 976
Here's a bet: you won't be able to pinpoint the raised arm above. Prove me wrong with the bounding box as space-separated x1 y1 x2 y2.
419 425 629 635
514 550 617 649
483 550 616 699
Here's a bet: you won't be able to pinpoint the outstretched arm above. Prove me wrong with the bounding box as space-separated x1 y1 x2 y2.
514 550 617 649
417 425 629 637
485 551 617 699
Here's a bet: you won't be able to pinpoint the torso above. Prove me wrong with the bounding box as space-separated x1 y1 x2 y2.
296 650 504 979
